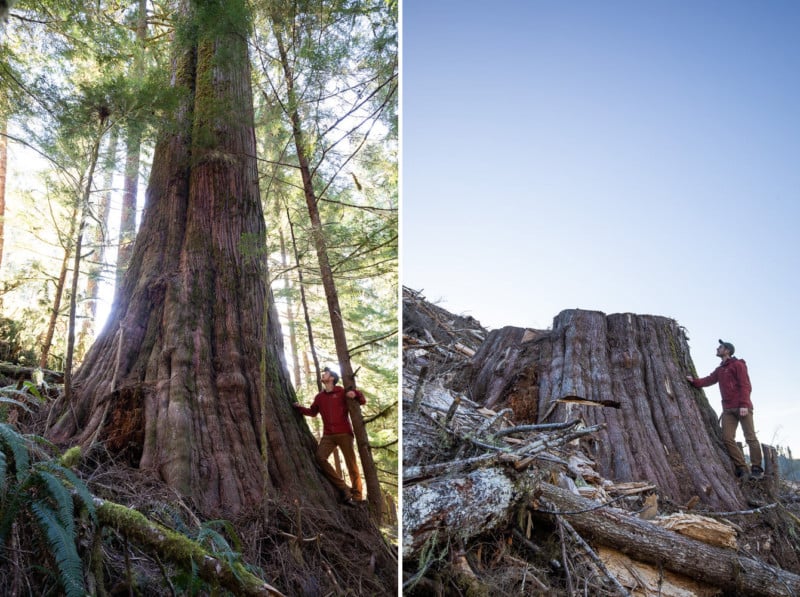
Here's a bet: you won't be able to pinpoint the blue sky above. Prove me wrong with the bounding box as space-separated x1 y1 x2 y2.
402 1 800 457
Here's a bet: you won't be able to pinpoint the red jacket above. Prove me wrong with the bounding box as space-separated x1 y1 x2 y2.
294 385 366 435
691 357 753 410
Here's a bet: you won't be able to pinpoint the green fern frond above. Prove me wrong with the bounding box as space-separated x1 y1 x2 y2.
0 380 45 407
202 519 244 552
0 450 8 498
30 502 85 597
32 467 75 536
19 379 46 403
0 423 31 482
195 522 245 581
0 396 34 413
38 460 97 523
196 523 232 551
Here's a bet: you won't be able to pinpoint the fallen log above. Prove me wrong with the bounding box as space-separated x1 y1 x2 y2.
0 362 64 384
404 463 800 596
537 483 800 597
403 467 532 559
95 497 286 596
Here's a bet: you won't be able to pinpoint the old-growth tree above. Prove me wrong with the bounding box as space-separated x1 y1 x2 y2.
48 0 333 516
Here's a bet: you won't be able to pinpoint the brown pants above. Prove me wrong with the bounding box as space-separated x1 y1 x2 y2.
316 433 363 499
721 408 762 470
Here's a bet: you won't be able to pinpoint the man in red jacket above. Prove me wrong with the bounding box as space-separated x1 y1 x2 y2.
687 339 763 479
294 367 366 504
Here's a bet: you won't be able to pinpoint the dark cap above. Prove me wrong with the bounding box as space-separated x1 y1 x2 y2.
718 339 735 356
323 366 340 384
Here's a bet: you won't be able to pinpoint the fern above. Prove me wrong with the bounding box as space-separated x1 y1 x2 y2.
0 422 30 482
0 380 46 410
0 395 34 413
202 519 243 552
30 501 85 597
0 450 6 494
43 460 97 523
196 520 251 581
32 467 75 536
0 422 96 596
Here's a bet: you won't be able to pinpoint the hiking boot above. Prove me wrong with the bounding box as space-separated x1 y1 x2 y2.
735 466 750 479
750 466 764 480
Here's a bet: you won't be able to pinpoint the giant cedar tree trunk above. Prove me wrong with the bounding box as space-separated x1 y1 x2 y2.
49 0 331 516
469 309 745 510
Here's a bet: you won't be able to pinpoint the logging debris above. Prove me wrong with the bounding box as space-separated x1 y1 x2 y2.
403 287 800 596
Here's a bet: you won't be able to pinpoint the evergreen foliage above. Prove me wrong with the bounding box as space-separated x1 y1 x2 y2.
0 400 95 597
1 0 398 588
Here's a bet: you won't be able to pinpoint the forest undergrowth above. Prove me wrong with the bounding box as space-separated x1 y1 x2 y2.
0 375 397 597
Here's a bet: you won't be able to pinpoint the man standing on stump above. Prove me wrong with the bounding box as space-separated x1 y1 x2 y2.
294 367 366 505
687 339 763 480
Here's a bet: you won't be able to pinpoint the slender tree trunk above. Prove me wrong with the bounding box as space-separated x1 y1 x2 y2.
49 0 331 516
39 205 78 369
274 24 382 521
279 228 301 387
79 129 118 350
0 116 7 273
115 0 147 290
64 122 104 403
287 211 320 392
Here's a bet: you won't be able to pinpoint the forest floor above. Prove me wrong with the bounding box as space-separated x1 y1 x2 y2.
0 372 397 597
402 286 800 597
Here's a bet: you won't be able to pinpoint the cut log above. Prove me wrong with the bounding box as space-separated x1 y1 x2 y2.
403 466 526 559
597 546 721 597
652 513 738 549
538 482 800 597
466 326 532 409
404 462 800 597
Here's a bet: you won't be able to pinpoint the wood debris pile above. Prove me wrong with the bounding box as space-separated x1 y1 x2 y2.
403 287 800 596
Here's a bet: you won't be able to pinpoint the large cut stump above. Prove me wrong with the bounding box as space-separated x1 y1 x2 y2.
467 309 745 510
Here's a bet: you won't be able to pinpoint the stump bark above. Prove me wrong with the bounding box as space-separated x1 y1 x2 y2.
467 309 746 510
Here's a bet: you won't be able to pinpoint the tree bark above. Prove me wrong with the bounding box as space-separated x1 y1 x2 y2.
48 0 331 516
467 309 745 510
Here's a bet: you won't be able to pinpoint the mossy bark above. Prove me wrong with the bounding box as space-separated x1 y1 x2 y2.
49 0 331 516
95 497 285 596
